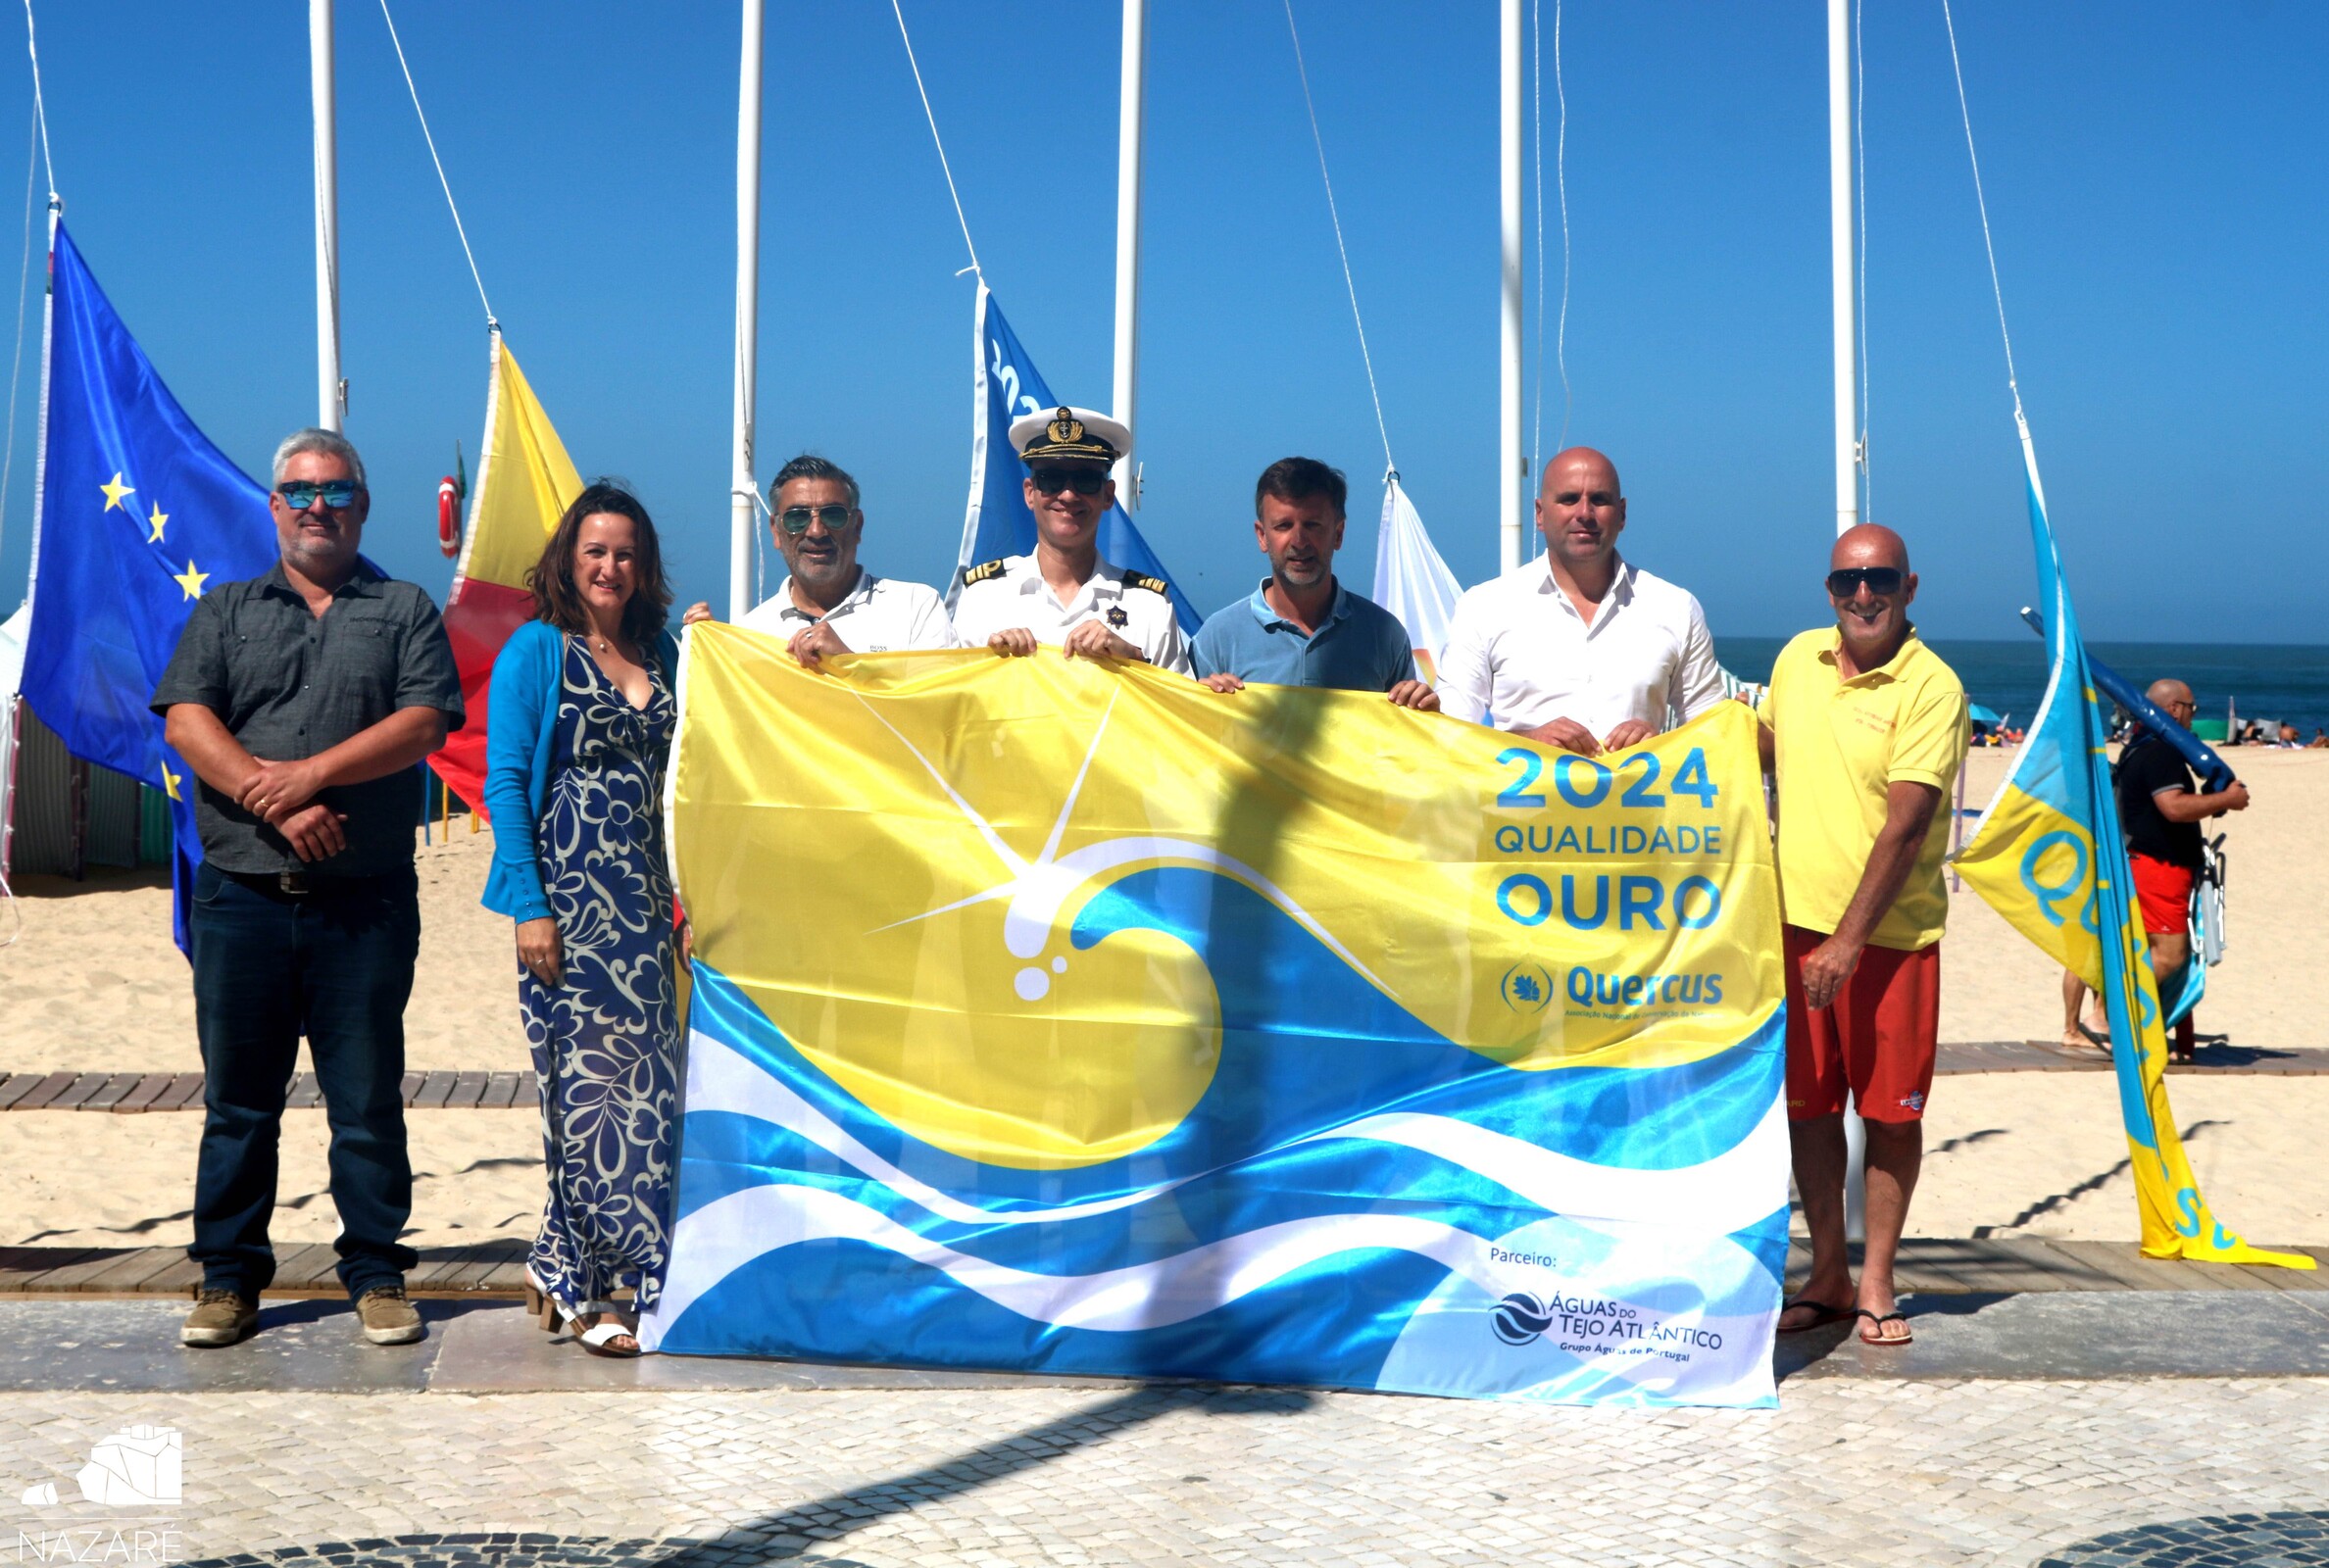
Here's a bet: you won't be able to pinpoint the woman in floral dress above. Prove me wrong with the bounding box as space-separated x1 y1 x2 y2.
481 483 681 1356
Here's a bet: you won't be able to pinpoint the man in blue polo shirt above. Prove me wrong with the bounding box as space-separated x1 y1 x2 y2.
1193 457 1438 709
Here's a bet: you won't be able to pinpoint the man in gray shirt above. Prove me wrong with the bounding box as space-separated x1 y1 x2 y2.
152 428 463 1349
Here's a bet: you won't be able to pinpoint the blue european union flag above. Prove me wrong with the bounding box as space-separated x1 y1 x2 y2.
17 223 279 952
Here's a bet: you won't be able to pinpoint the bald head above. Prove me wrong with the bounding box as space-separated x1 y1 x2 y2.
1534 447 1627 581
1830 523 1909 573
1540 447 1621 502
2148 679 2193 710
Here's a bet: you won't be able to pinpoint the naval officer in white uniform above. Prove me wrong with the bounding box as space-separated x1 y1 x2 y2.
952 407 1193 676
681 454 957 663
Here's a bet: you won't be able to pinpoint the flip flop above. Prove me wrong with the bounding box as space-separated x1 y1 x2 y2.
2076 1021 2112 1052
1777 1296 1857 1334
1856 1308 1913 1347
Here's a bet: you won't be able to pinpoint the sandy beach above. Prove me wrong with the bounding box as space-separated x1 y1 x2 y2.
3 748 2322 1255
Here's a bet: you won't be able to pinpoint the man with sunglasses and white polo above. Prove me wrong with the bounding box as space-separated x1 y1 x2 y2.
153 428 463 1350
1438 446 1725 753
951 407 1193 675
682 454 957 660
1759 522 1967 1351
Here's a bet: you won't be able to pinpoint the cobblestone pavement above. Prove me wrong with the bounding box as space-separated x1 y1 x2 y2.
6 1378 2328 1567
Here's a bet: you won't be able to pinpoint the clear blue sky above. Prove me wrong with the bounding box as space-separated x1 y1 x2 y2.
0 2 2320 643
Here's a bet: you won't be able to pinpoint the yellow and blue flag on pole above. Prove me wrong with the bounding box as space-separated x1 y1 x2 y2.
17 224 279 950
643 627 1793 1405
1954 424 2309 1269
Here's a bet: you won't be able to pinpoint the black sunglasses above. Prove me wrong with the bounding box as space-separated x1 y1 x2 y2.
1825 566 1905 598
776 505 858 535
1030 466 1108 497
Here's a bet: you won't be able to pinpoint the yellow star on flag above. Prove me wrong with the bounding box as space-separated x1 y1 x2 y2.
100 472 134 512
146 503 169 543
161 763 182 802
173 560 209 599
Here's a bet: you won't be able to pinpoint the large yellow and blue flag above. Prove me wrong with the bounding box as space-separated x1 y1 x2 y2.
17 223 279 951
642 627 1792 1405
1954 426 2309 1269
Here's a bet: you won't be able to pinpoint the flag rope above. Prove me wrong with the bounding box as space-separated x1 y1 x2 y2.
18 0 54 204
888 0 983 280
1938 0 2023 417
0 99 32 575
1281 1 1394 478
376 0 496 328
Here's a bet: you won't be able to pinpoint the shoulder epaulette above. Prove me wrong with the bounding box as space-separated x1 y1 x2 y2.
1125 572 1169 595
963 559 1009 586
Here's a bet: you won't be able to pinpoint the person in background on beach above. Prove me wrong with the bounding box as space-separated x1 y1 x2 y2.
1759 523 1967 1348
952 406 1193 674
2309 728 2328 749
2117 678 2249 1064
153 428 463 1351
1192 457 1437 708
482 483 683 1358
1438 446 1726 753
678 455 956 658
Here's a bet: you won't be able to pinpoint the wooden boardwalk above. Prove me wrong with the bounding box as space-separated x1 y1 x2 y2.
1936 1040 2329 1076
0 1069 533 1111
0 1237 2318 1300
4 1045 2320 1116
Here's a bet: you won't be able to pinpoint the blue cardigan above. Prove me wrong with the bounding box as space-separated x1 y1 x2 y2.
480 618 682 922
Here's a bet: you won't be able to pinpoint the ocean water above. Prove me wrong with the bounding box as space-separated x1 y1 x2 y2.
1713 637 2329 740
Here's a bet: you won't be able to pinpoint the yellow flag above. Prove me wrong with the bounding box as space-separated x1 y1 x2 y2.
1956 448 2309 1269
430 331 585 810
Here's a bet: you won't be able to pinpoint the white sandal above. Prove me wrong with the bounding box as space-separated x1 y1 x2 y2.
567 1298 641 1359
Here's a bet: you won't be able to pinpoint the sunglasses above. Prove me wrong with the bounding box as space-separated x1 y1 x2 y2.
275 480 362 512
1030 466 1109 497
1825 566 1905 598
776 505 858 534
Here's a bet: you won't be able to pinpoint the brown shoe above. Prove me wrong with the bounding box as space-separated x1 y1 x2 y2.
355 1285 423 1346
181 1288 258 1348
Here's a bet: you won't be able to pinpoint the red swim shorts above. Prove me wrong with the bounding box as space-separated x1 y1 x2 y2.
2129 854 2195 936
1783 924 1940 1124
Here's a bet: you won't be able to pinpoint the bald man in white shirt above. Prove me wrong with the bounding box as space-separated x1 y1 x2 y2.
1438 447 1725 754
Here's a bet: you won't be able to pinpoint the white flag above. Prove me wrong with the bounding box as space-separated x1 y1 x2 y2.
1369 474 1461 683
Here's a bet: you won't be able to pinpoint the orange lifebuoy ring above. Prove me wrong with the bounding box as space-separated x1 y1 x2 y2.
437 476 461 558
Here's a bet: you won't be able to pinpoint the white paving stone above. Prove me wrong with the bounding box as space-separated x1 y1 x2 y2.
0 1379 2323 1566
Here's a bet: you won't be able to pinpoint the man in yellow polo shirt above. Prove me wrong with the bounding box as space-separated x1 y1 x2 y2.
1758 522 1967 1348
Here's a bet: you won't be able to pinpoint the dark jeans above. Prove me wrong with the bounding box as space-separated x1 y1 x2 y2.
187 862 421 1299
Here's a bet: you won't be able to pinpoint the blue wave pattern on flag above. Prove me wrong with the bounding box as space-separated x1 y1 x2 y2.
951 284 1199 633
646 865 1789 1406
17 225 279 950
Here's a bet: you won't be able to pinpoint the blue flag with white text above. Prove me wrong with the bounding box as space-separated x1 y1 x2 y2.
952 283 1197 632
18 224 279 952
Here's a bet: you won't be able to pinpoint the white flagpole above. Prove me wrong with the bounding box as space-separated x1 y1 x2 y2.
1828 0 1858 536
1498 0 1523 571
730 0 764 619
1828 0 1868 1244
310 0 343 432
1112 0 1146 508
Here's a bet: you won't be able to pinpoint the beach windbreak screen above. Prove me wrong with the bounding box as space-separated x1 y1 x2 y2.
1954 444 2312 1271
642 627 1790 1407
